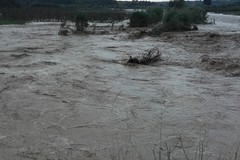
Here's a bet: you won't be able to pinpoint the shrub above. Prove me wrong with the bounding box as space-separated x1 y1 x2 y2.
130 7 164 27
188 7 207 24
130 11 149 27
75 13 88 31
163 7 207 31
169 0 185 9
146 7 164 25
149 24 164 36
163 9 191 31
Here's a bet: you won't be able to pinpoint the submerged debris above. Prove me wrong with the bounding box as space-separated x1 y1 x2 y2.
201 54 240 76
128 30 148 39
127 47 162 65
209 32 220 38
58 21 74 36
191 25 198 31
128 56 140 64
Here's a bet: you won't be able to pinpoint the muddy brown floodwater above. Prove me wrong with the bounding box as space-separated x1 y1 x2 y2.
0 13 240 160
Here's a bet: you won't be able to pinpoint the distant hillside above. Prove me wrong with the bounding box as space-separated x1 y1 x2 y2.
0 0 20 7
0 0 117 7
15 0 75 6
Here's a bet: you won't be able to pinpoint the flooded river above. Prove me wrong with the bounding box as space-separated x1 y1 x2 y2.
0 13 240 160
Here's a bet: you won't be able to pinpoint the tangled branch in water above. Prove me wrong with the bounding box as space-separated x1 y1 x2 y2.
127 47 162 65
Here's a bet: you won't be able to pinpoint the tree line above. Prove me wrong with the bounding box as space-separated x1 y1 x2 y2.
0 0 156 22
0 0 117 7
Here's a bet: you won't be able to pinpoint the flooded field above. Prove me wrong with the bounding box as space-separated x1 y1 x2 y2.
0 13 240 160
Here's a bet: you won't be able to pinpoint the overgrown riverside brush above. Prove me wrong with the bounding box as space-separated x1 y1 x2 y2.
163 7 207 31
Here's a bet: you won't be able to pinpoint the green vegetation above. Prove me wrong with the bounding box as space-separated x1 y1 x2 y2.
146 7 164 25
0 0 210 32
130 7 163 27
189 7 208 24
163 9 191 31
129 3 206 31
75 13 88 31
163 7 207 31
168 0 185 9
130 12 149 27
1 0 159 9
158 0 226 32
0 19 26 25
0 8 128 22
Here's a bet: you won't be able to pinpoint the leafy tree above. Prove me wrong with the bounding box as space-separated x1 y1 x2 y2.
130 7 164 27
146 7 164 25
169 0 185 9
75 13 88 31
130 12 149 27
163 7 207 31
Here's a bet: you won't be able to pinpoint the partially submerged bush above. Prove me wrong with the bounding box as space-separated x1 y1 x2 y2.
130 12 149 27
146 7 164 25
188 7 207 24
163 7 207 31
163 8 191 31
130 7 164 27
58 21 71 36
75 13 88 31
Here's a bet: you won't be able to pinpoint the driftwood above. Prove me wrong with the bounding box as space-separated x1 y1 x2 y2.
127 47 161 65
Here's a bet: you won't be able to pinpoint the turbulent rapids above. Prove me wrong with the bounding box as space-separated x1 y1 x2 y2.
0 13 240 160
